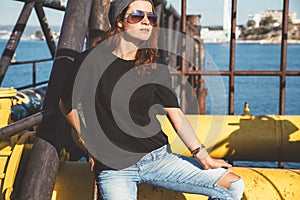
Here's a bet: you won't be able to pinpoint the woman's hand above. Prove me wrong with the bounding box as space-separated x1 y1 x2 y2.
195 154 232 170
88 153 95 171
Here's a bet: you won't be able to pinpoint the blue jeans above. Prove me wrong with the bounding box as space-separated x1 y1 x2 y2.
97 145 244 200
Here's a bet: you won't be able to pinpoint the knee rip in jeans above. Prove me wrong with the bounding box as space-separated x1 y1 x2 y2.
216 171 241 189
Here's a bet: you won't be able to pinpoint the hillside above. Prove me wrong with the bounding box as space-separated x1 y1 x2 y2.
0 25 61 40
238 24 300 44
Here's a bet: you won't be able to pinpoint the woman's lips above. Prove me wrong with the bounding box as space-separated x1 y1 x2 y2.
139 28 150 33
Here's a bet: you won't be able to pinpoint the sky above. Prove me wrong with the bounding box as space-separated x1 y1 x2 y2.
0 0 299 27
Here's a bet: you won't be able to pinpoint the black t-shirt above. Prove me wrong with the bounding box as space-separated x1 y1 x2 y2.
61 46 179 171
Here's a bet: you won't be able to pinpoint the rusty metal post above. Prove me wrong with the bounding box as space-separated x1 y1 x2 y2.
198 15 206 114
32 62 37 87
197 78 207 114
88 0 110 47
157 2 168 64
0 2 35 84
19 0 93 199
167 13 174 55
278 0 289 169
186 15 207 114
155 2 163 25
16 0 66 11
180 0 187 112
228 0 237 115
279 0 289 115
0 112 46 140
34 2 57 58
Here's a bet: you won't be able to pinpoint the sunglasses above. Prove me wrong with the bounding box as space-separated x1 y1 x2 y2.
125 10 157 26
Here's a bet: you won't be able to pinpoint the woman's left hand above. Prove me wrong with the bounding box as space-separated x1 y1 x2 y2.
88 153 95 171
195 154 232 170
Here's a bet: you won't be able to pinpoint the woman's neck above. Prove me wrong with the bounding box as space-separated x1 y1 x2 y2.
113 37 138 60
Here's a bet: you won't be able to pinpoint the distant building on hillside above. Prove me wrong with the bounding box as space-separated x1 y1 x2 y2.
200 0 235 43
201 27 241 43
248 10 299 28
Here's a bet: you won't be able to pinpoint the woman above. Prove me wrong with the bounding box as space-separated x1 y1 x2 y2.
60 0 244 199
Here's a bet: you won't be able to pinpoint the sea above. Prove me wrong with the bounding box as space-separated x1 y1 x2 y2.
0 39 300 168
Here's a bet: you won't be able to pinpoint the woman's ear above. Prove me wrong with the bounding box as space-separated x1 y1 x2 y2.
117 21 123 28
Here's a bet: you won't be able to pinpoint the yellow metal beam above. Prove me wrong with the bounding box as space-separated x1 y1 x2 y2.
232 167 300 200
51 162 94 200
0 88 17 128
159 115 300 162
0 146 12 199
52 162 300 200
1 114 299 199
1 132 34 200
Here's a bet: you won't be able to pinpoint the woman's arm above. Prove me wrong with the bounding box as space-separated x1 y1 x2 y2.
59 99 81 134
59 99 95 170
164 107 232 169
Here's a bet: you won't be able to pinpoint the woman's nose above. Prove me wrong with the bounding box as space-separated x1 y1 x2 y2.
141 15 150 25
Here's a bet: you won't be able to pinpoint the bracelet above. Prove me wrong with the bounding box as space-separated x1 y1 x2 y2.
190 144 205 155
190 144 208 159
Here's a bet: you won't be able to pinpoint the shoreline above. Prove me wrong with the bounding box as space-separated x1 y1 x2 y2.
203 39 300 44
1 38 300 44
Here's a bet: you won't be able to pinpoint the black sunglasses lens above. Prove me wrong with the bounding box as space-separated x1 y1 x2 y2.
147 13 157 25
128 10 144 23
127 10 157 25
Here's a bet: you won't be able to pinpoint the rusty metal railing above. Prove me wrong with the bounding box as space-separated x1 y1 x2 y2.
9 58 53 90
173 0 300 115
0 0 64 85
226 0 299 115
1 0 299 116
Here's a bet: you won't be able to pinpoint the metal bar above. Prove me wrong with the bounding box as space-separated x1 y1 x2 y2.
196 24 207 114
33 62 37 87
170 70 300 76
0 112 45 140
16 81 48 90
157 2 169 63
186 23 200 33
164 3 181 21
34 3 57 58
180 0 187 112
228 0 237 115
284 71 300 76
180 0 187 46
0 2 35 84
39 0 93 162
20 137 60 200
19 0 93 199
278 0 289 169
167 13 174 54
10 58 53 65
233 70 300 76
279 0 289 115
173 19 181 58
15 0 66 11
88 0 110 47
9 58 52 90
154 2 163 25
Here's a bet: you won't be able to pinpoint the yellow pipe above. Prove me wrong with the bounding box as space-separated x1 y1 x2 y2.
231 167 300 200
51 162 94 200
52 162 300 200
158 115 300 162
1 132 34 200
1 114 300 199
0 88 17 128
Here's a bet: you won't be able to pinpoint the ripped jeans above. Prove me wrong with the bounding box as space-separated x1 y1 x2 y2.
97 145 244 200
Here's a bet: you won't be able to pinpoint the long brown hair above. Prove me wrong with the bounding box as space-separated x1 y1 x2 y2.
93 0 159 74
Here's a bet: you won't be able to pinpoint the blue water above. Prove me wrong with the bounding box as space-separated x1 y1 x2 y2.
1 39 300 168
204 43 300 115
2 40 299 115
1 40 53 88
